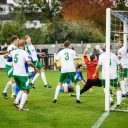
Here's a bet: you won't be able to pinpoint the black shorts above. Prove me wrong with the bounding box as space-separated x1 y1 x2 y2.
86 78 102 87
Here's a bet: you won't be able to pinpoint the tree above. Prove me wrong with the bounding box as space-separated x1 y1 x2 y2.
11 0 62 22
114 0 128 10
61 0 113 32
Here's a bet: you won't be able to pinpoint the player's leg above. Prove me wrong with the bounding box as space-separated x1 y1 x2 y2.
119 69 126 96
124 68 128 95
53 83 62 103
19 90 29 111
53 73 68 103
18 76 32 111
40 68 51 88
70 72 81 103
102 79 114 105
32 61 51 88
111 79 122 107
2 65 14 99
11 79 16 98
80 81 92 95
13 76 23 109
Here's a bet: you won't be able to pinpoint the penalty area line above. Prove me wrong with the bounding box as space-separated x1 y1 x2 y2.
91 112 109 128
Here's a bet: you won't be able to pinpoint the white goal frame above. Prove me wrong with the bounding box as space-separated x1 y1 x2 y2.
105 8 128 112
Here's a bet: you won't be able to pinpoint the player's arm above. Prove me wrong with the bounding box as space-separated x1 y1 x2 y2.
80 73 86 85
54 60 61 70
84 44 91 56
4 49 14 58
4 53 10 58
118 64 123 71
80 79 86 85
92 65 101 79
0 51 8 55
54 52 61 70
116 55 123 71
27 61 39 73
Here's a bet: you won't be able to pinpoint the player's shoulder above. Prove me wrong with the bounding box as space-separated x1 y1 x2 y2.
99 52 105 57
118 46 125 51
8 44 16 50
67 48 76 54
110 52 118 59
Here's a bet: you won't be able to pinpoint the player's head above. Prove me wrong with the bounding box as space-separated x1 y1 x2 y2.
77 64 83 72
18 39 25 50
64 40 71 48
12 35 19 46
118 40 123 48
25 35 31 44
90 54 97 61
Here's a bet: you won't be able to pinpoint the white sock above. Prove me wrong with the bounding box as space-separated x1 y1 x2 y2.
116 90 122 105
41 72 48 85
11 83 16 97
120 80 126 95
3 81 13 93
124 78 128 93
19 93 28 109
54 85 61 100
110 94 113 102
125 84 128 93
76 85 80 100
31 73 40 84
14 91 23 104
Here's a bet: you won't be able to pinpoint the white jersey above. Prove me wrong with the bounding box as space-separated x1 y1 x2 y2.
56 48 77 73
6 44 17 66
118 47 127 68
98 52 120 79
10 49 31 76
25 44 38 61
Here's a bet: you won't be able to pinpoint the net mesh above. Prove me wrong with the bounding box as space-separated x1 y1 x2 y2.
110 10 128 111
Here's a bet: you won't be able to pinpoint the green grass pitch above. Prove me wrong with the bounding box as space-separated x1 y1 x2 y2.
0 70 127 128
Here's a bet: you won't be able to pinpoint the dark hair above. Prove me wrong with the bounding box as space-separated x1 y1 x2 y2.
90 54 96 61
12 35 18 42
77 64 83 69
64 40 71 48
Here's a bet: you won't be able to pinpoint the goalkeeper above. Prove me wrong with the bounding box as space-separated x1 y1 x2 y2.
71 46 102 96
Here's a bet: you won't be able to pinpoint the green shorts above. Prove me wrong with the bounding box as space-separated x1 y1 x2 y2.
119 68 128 78
33 61 42 70
5 65 13 78
59 72 79 83
13 75 32 90
102 78 120 88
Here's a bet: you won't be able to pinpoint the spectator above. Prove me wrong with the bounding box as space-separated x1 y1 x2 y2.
41 46 49 69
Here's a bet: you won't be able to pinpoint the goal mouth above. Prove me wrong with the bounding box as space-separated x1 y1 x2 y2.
105 8 128 112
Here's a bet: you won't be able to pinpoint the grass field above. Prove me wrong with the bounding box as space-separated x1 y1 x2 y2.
0 70 128 128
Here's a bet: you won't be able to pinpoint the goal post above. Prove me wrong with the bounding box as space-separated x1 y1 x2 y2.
105 8 111 112
105 8 128 112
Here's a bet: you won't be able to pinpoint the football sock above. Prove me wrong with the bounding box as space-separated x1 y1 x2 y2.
31 73 40 84
19 93 28 109
120 80 126 95
54 85 61 100
11 83 16 96
3 81 13 93
76 85 80 100
117 90 122 105
41 72 48 85
15 91 23 104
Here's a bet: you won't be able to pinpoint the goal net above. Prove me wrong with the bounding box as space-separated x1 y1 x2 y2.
105 8 128 112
